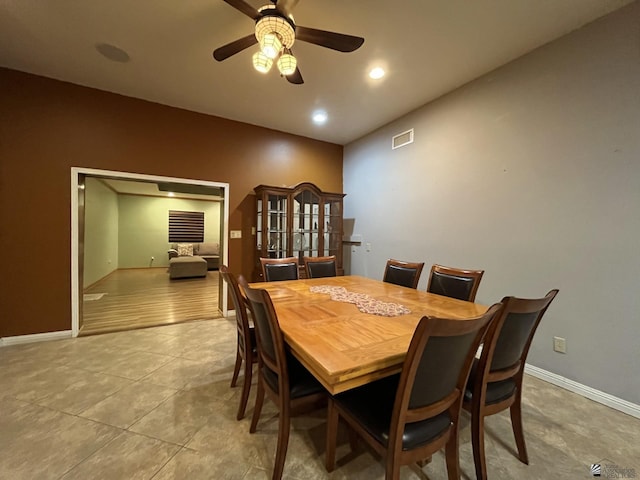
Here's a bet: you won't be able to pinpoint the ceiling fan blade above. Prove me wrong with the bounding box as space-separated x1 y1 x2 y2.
286 66 304 85
222 0 261 20
274 0 300 17
296 26 364 52
213 34 258 61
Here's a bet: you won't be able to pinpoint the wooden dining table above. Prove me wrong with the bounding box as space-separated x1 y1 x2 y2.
250 275 488 395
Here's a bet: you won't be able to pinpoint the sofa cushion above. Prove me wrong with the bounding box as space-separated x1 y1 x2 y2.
198 242 219 256
177 243 194 256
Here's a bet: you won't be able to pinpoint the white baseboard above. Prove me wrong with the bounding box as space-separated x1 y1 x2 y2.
0 330 73 347
525 364 640 419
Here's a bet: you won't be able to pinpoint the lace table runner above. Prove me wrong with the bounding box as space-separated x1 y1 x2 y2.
310 285 411 317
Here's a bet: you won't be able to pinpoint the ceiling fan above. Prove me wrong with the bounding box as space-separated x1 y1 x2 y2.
213 0 365 85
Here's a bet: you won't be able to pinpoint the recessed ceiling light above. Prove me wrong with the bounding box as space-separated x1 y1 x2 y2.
167 192 175 197
369 67 385 79
312 111 328 125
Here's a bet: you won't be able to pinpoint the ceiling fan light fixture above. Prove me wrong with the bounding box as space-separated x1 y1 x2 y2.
260 33 282 59
255 14 295 49
277 50 297 76
215 0 364 86
252 51 273 73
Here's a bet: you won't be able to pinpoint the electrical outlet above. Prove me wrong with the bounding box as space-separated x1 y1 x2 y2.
553 336 566 354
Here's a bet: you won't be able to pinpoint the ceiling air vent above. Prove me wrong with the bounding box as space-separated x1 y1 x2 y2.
392 129 414 149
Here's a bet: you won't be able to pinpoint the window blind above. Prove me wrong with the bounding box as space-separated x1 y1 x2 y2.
168 210 204 243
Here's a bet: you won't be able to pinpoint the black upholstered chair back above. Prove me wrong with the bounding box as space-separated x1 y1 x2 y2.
260 257 300 282
239 276 287 394
304 255 337 278
383 259 425 289
409 330 479 408
265 263 298 281
427 264 484 302
490 312 538 371
486 290 559 373
401 306 501 413
428 272 475 301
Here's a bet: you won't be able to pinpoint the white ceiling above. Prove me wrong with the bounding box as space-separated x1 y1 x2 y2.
0 0 633 145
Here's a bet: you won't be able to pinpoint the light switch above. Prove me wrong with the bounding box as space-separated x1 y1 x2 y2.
230 230 242 239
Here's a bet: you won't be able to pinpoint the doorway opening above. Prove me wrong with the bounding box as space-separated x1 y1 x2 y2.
71 167 230 337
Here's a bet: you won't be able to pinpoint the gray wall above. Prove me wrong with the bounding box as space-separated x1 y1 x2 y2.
83 178 118 287
343 2 640 404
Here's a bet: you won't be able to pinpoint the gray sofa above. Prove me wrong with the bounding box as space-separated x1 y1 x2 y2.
168 242 220 270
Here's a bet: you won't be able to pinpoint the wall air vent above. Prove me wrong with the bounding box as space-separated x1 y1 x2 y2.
392 128 414 149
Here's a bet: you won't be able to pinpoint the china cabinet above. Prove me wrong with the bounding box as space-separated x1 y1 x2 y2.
254 182 345 280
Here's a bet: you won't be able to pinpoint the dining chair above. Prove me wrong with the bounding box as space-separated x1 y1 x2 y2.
220 265 257 420
383 259 425 289
303 255 337 278
463 289 559 480
325 303 503 480
426 264 484 302
260 257 300 282
238 275 326 480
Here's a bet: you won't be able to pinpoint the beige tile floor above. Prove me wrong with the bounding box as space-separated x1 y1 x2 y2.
1 317 639 479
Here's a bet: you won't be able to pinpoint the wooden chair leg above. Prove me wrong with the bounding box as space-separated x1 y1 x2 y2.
272 405 291 480
236 357 253 420
385 453 401 480
510 396 529 464
471 410 488 480
250 380 265 433
230 349 242 387
444 429 460 480
325 399 339 472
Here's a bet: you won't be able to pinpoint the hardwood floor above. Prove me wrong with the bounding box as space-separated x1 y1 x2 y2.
81 268 221 336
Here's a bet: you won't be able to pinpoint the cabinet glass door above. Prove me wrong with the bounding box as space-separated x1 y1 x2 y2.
324 199 342 257
293 189 320 262
264 193 288 258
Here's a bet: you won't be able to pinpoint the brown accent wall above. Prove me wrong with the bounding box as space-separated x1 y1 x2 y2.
0 68 343 337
